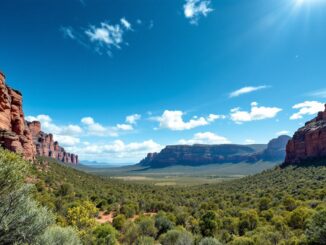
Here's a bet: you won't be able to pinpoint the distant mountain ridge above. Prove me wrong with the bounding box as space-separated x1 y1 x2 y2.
139 135 291 168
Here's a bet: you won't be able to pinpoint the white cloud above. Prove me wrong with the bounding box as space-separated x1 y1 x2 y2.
26 115 82 136
154 110 221 131
68 139 163 163
290 101 325 120
85 23 123 48
230 102 282 123
244 139 256 144
81 117 94 125
179 132 230 145
276 130 290 136
53 135 80 147
229 85 268 98
207 114 226 122
184 0 213 25
62 18 134 56
81 117 117 136
126 114 141 124
120 18 132 30
116 124 134 131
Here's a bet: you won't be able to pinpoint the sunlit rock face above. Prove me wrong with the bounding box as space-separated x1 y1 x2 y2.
0 71 36 160
27 121 79 164
0 71 78 164
284 104 326 166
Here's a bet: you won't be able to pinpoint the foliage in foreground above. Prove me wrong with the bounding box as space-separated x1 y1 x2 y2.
1 149 326 244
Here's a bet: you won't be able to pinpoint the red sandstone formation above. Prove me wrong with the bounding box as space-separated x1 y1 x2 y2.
0 71 36 160
0 71 78 164
284 104 326 165
27 121 78 164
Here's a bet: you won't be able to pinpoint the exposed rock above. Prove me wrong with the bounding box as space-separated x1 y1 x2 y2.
0 71 78 164
261 135 291 161
284 104 326 166
0 71 36 160
27 121 79 164
139 136 290 168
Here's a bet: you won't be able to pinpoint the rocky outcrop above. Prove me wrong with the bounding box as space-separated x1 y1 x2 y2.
27 121 79 164
139 136 290 168
261 135 291 161
284 104 326 166
0 71 36 160
0 71 78 164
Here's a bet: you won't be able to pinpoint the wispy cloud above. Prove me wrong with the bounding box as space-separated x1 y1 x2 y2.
229 85 268 98
308 89 326 98
230 102 282 124
61 18 134 56
290 101 324 120
183 0 213 25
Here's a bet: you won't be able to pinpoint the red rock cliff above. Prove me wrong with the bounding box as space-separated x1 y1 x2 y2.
284 104 326 165
27 121 78 164
0 71 78 164
0 71 36 160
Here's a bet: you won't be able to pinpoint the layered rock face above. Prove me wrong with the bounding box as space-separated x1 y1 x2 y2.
284 105 326 165
0 71 36 160
0 71 78 164
139 136 290 168
261 135 291 161
27 121 79 164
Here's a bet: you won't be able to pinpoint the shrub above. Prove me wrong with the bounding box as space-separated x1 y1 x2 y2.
199 237 223 245
37 225 81 245
306 209 326 244
200 211 219 237
92 223 118 245
160 228 194 245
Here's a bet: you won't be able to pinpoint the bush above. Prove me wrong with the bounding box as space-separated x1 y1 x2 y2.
199 237 223 245
160 228 194 245
0 149 54 244
37 225 81 245
200 211 219 237
112 214 126 231
92 223 118 245
137 236 155 245
306 209 326 244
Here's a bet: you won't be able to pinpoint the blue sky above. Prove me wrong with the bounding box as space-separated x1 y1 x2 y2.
1 0 326 164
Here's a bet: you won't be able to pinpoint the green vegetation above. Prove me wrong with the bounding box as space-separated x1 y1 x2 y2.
1 149 326 244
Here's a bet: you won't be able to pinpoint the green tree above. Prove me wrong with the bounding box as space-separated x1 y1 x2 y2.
306 209 326 244
137 216 157 238
199 237 223 245
155 212 174 236
66 200 98 237
288 207 313 229
160 228 194 245
137 236 155 245
112 214 126 231
92 223 118 245
200 211 219 237
239 210 259 235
